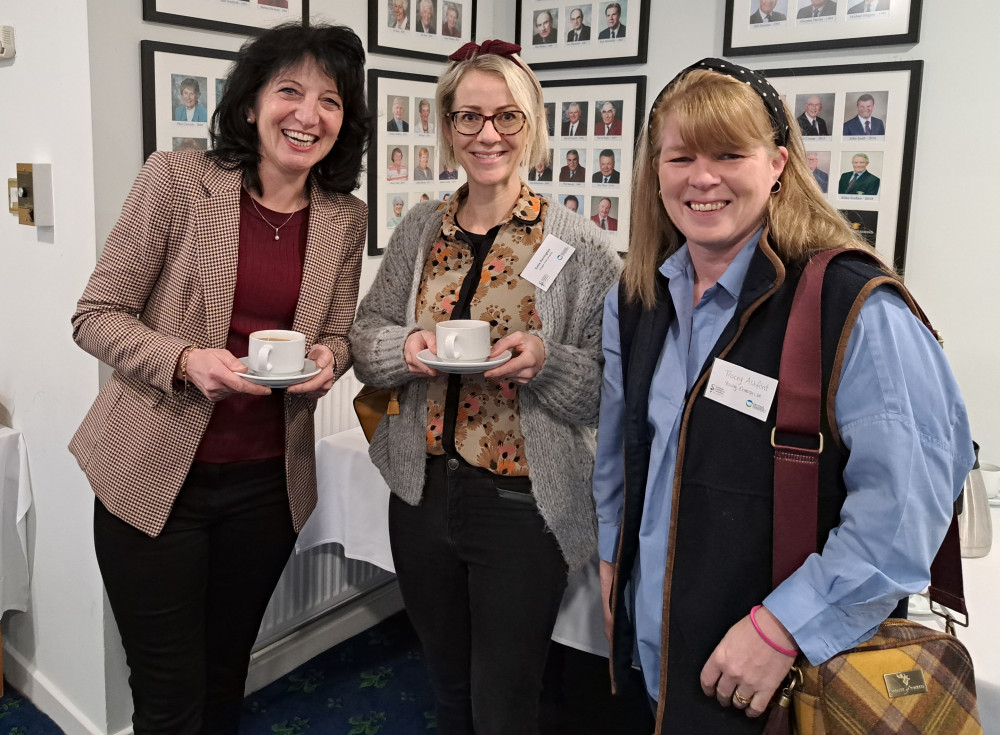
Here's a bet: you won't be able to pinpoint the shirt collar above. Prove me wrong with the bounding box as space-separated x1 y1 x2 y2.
440 181 542 239
658 228 763 301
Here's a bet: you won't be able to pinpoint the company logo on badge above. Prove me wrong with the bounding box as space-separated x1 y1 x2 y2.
746 399 754 408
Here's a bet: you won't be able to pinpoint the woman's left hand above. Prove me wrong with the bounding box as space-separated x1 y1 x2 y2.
286 344 336 399
699 607 798 718
483 331 545 384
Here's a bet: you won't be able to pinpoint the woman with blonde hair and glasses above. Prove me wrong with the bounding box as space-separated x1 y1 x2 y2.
594 58 972 732
351 39 619 735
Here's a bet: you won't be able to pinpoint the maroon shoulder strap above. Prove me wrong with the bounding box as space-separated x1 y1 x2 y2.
772 248 966 615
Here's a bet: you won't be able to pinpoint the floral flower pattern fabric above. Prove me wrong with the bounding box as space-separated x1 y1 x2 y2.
415 183 547 476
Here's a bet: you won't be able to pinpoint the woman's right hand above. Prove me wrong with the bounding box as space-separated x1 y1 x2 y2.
183 348 272 402
403 330 439 378
600 559 616 644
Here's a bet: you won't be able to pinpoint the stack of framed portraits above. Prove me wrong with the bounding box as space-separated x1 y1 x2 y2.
537 77 646 253
763 60 922 270
725 0 921 56
369 0 478 61
141 41 238 159
143 0 307 36
514 0 650 71
366 70 645 257
367 70 467 256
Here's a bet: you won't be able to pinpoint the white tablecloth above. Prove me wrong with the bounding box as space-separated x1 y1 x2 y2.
299 426 608 656
0 427 32 615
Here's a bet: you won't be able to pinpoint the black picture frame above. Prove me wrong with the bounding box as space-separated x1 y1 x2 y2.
762 59 922 271
367 68 461 257
724 0 921 57
514 0 650 71
369 0 478 62
143 0 309 36
140 41 238 160
539 75 647 251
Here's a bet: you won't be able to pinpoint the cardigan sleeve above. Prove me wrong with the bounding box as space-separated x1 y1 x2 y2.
523 209 622 427
71 151 192 394
313 196 368 382
349 202 441 388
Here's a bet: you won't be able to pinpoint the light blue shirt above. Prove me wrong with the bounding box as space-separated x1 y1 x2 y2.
593 234 974 700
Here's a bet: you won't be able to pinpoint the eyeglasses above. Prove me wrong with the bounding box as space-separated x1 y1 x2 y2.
448 110 527 136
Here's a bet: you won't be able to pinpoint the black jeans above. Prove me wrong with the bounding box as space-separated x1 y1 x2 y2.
94 457 297 735
389 454 569 735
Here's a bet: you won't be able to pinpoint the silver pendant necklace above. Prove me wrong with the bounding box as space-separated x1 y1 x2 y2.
246 191 297 241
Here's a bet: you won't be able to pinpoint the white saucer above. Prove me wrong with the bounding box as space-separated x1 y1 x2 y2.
989 496 1000 508
238 358 320 387
416 349 512 374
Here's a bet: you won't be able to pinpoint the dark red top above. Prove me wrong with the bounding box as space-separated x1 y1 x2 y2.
194 189 309 463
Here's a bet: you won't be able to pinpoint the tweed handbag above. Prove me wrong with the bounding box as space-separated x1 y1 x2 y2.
764 250 983 735
352 385 398 443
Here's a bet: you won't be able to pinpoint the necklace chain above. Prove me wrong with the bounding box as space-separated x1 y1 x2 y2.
246 190 299 241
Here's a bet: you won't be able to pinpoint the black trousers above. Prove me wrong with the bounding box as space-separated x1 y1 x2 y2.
94 457 297 735
389 454 569 735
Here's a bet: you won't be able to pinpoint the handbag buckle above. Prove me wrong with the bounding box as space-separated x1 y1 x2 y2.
930 601 968 636
775 666 803 709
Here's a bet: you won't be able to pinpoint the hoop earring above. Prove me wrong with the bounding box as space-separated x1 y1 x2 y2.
771 180 782 195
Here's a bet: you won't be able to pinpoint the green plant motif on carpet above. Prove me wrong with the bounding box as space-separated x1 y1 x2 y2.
271 717 309 734
360 666 394 689
348 710 387 734
287 669 325 694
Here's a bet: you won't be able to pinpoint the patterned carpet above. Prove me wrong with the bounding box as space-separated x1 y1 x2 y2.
0 610 653 734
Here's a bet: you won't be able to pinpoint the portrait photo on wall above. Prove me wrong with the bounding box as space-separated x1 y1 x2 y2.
794 92 835 139
369 0 477 62
143 0 307 36
762 59 922 270
367 69 468 256
842 90 888 137
540 75 646 251
141 41 237 159
724 0 920 56
515 0 650 71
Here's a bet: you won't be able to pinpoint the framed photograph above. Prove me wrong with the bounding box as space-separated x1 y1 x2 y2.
367 69 467 256
514 0 650 71
725 0 921 56
143 0 308 36
369 0 478 62
762 59 922 271
141 41 238 159
539 75 646 252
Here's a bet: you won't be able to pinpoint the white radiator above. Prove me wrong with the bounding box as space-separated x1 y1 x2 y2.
313 367 363 437
250 368 399 686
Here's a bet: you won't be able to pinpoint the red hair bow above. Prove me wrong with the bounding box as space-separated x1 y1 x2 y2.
448 39 527 71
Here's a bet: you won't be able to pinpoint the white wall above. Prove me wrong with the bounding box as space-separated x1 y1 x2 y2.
0 2 114 733
0 1 996 733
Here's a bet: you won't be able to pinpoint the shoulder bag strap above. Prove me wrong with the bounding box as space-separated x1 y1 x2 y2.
772 248 967 616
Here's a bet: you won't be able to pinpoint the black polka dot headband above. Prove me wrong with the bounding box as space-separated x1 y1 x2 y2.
647 58 790 147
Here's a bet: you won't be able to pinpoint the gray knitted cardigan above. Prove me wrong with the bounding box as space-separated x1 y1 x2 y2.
349 197 622 571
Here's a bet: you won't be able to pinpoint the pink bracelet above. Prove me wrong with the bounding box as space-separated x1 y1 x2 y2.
750 605 798 657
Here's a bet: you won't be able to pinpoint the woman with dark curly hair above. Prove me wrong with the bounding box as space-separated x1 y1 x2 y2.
70 22 371 734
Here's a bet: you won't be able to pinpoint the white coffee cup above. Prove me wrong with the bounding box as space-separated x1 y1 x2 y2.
980 462 1000 500
248 329 306 375
436 320 491 362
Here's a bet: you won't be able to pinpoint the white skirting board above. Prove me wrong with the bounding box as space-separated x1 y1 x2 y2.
2 642 113 735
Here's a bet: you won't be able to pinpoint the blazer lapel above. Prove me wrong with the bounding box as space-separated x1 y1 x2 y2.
196 163 242 349
293 178 349 339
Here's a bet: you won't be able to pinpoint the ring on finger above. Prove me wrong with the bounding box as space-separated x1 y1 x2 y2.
732 690 752 707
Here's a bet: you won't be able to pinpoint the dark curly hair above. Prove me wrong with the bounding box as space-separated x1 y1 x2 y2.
208 22 372 195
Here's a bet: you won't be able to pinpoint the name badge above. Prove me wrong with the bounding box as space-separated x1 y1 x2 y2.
520 234 575 291
704 358 778 421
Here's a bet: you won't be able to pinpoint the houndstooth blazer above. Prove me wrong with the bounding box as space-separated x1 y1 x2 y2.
70 150 367 536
